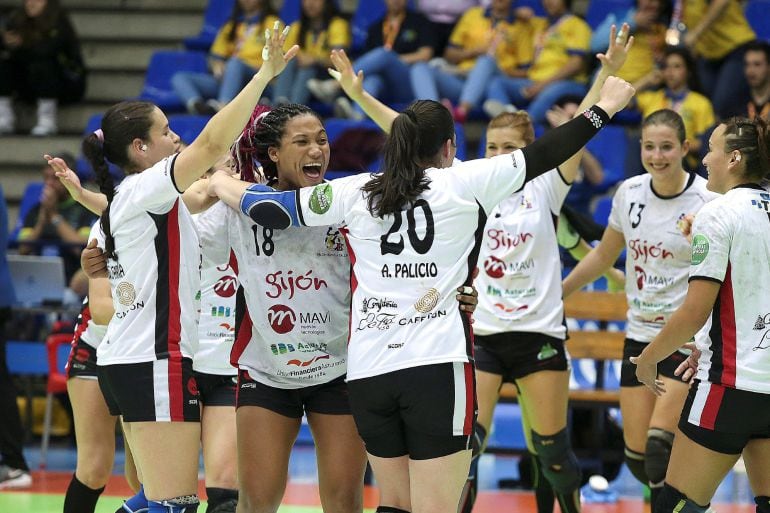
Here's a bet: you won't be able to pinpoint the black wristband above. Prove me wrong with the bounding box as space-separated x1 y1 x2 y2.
581 105 611 129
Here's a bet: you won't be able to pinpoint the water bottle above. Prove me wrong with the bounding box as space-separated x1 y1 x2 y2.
581 475 619 503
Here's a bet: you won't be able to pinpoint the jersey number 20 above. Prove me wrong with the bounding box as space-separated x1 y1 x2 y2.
380 199 435 256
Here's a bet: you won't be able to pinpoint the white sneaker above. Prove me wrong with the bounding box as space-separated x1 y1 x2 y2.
307 78 340 104
0 465 32 489
483 99 517 119
333 97 363 121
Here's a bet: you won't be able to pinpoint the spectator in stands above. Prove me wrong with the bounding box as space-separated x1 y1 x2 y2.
271 0 350 106
679 0 755 119
0 0 86 136
409 0 538 123
171 0 280 115
590 0 669 86
483 0 592 125
737 40 770 120
414 0 481 57
306 0 435 120
0 184 32 490
18 152 96 297
634 46 714 168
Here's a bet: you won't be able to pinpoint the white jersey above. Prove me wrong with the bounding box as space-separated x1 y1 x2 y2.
608 173 716 342
77 222 108 348
98 155 201 365
473 169 570 338
689 185 770 393
227 205 350 389
194 202 237 375
280 151 527 381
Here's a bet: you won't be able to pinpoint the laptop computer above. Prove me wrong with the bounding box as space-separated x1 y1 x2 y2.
7 254 66 307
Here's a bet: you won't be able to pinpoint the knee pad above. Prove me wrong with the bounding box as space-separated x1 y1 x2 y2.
205 488 237 513
756 496 770 513
148 495 199 513
472 423 488 459
624 446 649 485
531 428 582 495
655 483 708 513
644 429 674 486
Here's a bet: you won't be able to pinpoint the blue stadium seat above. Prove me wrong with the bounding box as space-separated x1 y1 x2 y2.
10 182 43 242
585 125 627 190
746 0 770 41
487 403 527 451
585 0 633 29
139 51 209 112
168 114 211 145
279 0 301 25
184 0 235 52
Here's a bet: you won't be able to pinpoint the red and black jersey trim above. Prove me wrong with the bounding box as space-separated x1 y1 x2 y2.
149 200 183 361
707 264 737 387
460 201 487 361
230 284 252 369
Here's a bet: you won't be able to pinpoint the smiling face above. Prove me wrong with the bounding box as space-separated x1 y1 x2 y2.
701 124 736 193
640 123 689 179
269 114 329 190
485 127 529 158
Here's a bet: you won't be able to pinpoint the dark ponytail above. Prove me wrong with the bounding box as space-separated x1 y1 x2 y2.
723 116 770 182
82 100 155 261
363 100 454 218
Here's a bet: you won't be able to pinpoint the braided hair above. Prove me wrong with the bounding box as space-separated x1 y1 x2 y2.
82 101 155 260
723 116 770 182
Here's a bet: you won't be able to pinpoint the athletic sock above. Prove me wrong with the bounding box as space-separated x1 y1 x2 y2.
63 473 105 513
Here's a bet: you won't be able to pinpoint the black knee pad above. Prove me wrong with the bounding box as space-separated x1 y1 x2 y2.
624 446 648 485
472 423 488 459
531 428 581 495
645 428 674 486
655 483 708 513
755 496 770 513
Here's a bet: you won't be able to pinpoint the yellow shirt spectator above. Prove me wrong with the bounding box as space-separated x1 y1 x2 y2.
637 89 715 144
683 0 755 60
448 6 534 74
619 25 665 83
210 14 281 69
285 16 351 61
528 14 592 83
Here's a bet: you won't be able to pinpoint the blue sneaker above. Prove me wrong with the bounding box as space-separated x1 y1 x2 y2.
580 475 619 503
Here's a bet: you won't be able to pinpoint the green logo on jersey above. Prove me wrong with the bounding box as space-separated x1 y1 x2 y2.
537 342 558 361
691 234 709 264
309 184 332 214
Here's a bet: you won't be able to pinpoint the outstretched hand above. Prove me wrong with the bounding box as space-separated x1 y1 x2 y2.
45 154 83 200
597 23 634 75
328 49 365 102
259 21 299 81
596 76 635 117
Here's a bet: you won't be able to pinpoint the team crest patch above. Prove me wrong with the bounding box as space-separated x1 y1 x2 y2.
691 234 709 265
309 184 332 214
116 282 136 306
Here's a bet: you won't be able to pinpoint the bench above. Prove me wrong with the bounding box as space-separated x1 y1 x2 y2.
490 291 628 474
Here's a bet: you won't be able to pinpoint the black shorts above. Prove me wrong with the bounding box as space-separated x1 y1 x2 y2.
678 379 770 454
474 332 568 382
194 371 237 407
97 357 200 422
236 370 351 418
620 338 688 387
66 336 97 380
347 362 475 460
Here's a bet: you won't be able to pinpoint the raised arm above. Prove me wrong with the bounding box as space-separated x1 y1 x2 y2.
173 23 299 191
327 49 398 133
46 155 107 215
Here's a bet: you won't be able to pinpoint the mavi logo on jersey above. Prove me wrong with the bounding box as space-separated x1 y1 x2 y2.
484 255 506 279
214 275 238 297
268 305 296 334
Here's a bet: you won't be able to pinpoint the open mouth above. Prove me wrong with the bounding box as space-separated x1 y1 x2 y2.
302 162 323 181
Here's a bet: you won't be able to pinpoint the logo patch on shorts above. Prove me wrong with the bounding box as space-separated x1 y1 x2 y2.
691 234 709 265
537 342 558 361
308 184 332 214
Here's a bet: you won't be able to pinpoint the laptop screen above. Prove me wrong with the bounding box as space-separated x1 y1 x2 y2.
7 254 66 306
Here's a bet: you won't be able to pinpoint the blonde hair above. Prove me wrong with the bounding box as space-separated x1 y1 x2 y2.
487 111 536 145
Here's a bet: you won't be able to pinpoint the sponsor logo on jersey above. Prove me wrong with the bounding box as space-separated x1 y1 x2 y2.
414 288 440 313
357 312 397 331
690 234 709 265
107 262 125 280
265 270 328 299
116 282 136 306
750 192 770 212
287 354 331 367
634 265 675 290
486 229 533 251
214 275 238 297
271 342 329 354
219 322 234 331
361 297 399 314
324 227 345 252
309 183 333 214
628 239 674 263
240 382 257 389
399 310 447 325
752 313 770 351
484 255 506 279
519 196 533 209
493 302 528 313
210 305 231 317
267 304 296 334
